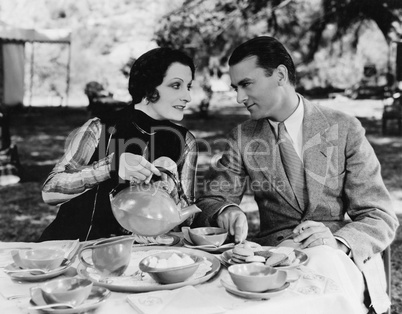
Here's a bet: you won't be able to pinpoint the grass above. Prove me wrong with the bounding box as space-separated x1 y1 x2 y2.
0 102 401 313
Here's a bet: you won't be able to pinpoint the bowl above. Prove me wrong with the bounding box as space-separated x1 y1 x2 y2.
38 277 93 306
11 248 65 270
188 227 228 247
139 251 202 284
228 263 287 292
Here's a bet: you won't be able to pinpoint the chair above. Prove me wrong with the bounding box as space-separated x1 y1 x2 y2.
382 98 402 135
383 246 392 314
84 81 128 123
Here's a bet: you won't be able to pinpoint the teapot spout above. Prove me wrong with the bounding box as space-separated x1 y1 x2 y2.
179 204 202 222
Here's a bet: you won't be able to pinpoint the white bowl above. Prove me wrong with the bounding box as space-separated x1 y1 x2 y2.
39 277 93 306
228 263 287 292
139 251 202 284
188 227 228 247
12 248 65 271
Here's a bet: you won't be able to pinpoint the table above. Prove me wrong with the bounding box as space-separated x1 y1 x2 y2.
0 239 368 314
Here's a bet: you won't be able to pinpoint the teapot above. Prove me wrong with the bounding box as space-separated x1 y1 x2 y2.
109 167 201 237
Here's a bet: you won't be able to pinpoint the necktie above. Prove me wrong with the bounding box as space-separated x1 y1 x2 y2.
278 122 307 211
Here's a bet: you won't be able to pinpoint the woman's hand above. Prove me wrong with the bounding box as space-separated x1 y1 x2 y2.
153 157 178 194
118 153 161 184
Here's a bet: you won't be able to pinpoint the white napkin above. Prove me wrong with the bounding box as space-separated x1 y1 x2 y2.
0 278 36 300
126 285 225 314
290 265 340 295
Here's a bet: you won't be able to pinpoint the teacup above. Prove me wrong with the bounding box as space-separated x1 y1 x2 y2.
11 248 65 271
188 227 228 247
31 277 93 307
78 235 134 277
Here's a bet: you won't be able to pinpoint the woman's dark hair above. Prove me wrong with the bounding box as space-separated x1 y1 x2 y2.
228 36 296 86
128 47 195 104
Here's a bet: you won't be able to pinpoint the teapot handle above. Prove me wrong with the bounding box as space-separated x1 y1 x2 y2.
153 166 190 206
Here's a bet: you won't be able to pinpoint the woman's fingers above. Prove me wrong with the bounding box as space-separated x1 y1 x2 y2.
119 153 161 182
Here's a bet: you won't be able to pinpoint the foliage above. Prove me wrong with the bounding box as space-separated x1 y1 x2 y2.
154 0 402 69
0 0 184 100
1 0 402 101
154 0 302 68
304 0 402 63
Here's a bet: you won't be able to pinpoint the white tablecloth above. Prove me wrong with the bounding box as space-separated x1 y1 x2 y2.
0 240 368 314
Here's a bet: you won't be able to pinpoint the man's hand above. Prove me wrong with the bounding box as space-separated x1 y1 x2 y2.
292 220 338 249
217 206 248 244
118 153 161 184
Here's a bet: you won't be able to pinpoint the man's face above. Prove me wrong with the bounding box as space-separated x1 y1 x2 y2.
229 56 284 121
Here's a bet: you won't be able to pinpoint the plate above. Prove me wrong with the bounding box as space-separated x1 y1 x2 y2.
221 278 290 300
77 246 221 292
132 234 181 247
30 286 111 314
4 258 73 281
221 247 309 270
182 238 235 253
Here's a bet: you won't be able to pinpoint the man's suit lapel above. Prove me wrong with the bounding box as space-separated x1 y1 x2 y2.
301 97 333 218
249 119 303 214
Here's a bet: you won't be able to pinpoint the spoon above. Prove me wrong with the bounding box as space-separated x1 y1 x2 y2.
28 303 76 310
5 268 49 275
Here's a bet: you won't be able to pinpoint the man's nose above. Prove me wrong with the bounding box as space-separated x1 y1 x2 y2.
236 89 247 104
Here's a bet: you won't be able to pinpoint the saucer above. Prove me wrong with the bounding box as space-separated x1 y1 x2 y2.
182 239 234 253
221 278 290 300
30 285 111 314
4 258 73 281
132 234 181 246
221 248 309 270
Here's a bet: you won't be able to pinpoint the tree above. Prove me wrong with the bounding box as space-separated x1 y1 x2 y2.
305 0 402 63
154 0 299 68
154 0 402 69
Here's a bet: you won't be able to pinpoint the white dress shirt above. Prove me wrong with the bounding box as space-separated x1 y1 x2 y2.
268 95 304 161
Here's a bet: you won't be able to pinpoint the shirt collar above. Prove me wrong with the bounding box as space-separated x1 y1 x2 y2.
268 95 304 144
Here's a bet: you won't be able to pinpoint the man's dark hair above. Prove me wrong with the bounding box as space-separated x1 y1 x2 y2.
229 36 296 86
128 47 195 104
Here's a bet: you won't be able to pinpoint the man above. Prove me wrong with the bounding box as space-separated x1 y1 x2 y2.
194 36 399 313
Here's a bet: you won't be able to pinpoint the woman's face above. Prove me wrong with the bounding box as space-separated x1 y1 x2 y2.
147 62 193 121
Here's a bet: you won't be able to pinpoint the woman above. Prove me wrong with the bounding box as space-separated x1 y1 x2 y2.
39 47 198 241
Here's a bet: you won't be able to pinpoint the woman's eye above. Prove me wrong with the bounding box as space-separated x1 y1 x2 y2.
171 83 180 89
187 85 192 91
